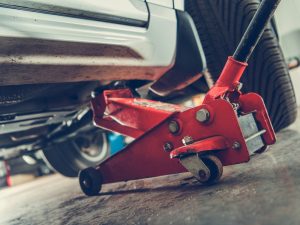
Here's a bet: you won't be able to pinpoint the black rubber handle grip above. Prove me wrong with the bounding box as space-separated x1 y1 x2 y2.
233 0 281 62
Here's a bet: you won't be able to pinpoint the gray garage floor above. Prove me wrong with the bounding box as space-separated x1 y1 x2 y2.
1 113 300 225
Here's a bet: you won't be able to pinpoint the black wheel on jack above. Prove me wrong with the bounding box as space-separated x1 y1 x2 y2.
198 155 223 185
79 167 103 196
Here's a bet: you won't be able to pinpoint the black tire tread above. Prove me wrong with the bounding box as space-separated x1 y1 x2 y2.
42 141 81 177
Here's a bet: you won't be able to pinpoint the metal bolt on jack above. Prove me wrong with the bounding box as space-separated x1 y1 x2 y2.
182 136 194 146
168 120 180 134
196 109 210 123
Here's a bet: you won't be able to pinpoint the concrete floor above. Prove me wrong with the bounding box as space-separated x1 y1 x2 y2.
1 116 300 225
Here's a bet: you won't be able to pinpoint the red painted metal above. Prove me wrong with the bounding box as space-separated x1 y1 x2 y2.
90 56 276 185
203 57 247 104
4 161 11 187
170 136 229 159
91 89 187 138
239 93 276 145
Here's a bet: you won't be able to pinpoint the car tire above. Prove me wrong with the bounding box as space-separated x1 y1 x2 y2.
186 0 297 131
42 131 109 177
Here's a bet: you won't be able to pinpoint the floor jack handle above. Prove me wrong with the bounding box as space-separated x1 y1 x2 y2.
233 0 282 63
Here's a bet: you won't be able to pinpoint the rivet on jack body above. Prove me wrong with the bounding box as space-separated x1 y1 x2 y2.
232 141 241 150
163 142 174 152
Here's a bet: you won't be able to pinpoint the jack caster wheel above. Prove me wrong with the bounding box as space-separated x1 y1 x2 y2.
180 154 223 185
199 155 223 185
79 167 103 196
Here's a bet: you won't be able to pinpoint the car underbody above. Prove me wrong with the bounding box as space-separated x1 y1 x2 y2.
0 0 207 163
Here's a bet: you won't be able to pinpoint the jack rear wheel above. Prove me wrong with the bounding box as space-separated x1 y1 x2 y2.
79 167 103 196
180 154 223 184
198 154 223 184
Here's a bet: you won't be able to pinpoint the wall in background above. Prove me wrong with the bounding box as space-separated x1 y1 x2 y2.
275 0 300 106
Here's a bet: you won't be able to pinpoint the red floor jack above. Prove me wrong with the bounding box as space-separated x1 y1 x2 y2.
79 0 279 196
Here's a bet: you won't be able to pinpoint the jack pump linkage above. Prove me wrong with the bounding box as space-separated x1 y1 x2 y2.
79 0 280 196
